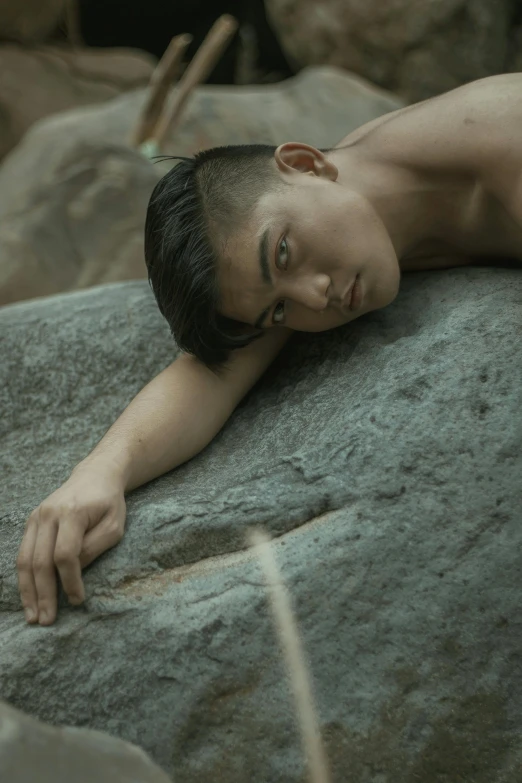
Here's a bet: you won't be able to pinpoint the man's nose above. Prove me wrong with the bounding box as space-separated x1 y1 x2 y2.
291 273 330 312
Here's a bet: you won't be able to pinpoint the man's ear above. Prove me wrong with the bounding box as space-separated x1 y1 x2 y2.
274 142 338 180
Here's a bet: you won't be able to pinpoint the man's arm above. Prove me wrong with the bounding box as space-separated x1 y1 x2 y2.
17 326 292 625
94 326 293 492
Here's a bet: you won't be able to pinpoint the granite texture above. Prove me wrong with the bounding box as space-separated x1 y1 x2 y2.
1 266 521 781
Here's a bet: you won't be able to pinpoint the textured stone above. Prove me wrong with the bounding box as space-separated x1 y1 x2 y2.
0 66 403 306
265 0 518 102
0 699 171 783
1 265 522 781
0 43 155 161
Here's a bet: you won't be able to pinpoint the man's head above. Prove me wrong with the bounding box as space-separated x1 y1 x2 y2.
145 142 400 368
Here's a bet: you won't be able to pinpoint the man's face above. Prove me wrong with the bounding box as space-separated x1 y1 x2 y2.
216 145 402 333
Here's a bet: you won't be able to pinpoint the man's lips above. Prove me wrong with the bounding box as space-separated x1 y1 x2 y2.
337 274 362 312
349 275 363 310
341 276 358 308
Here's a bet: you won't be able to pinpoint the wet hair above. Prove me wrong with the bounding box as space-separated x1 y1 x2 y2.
144 144 283 370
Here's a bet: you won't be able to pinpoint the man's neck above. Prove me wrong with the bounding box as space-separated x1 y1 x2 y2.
332 144 479 261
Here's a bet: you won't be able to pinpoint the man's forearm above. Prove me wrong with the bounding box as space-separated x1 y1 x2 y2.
76 355 239 492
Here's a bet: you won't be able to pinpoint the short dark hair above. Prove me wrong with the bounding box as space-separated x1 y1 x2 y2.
144 144 281 369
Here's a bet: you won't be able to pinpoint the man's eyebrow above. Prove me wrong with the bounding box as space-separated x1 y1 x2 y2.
259 227 272 285
254 228 273 329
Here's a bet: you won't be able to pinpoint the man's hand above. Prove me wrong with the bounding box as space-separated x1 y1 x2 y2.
17 463 126 626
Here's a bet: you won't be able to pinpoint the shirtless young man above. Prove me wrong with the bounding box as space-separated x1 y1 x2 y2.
17 73 522 626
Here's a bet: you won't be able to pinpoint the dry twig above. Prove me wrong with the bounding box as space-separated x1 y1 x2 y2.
130 33 192 148
150 14 238 151
65 0 83 48
247 527 332 783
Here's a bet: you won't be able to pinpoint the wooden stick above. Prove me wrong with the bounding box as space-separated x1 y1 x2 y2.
247 528 332 783
65 0 83 48
150 14 238 150
130 33 192 148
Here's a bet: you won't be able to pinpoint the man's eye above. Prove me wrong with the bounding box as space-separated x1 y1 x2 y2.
276 237 289 271
272 300 286 324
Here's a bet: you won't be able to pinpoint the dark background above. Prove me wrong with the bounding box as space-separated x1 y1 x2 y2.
76 0 292 83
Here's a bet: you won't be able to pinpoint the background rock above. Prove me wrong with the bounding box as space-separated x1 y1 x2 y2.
265 0 519 102
0 43 155 161
0 0 66 43
0 699 172 783
1 265 522 780
0 66 403 306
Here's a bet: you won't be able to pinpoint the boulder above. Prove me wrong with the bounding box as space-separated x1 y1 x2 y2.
0 0 66 43
0 699 172 783
0 43 156 161
0 66 403 306
265 0 517 102
1 265 522 781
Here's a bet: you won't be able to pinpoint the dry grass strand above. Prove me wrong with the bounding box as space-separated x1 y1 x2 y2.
247 527 332 783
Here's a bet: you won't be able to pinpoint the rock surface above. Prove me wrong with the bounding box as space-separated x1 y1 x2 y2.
2 265 522 781
0 66 403 306
0 700 172 783
265 0 519 102
0 43 155 161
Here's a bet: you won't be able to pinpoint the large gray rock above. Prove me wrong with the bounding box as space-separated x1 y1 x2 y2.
0 700 171 783
265 0 518 102
0 66 403 305
1 265 522 781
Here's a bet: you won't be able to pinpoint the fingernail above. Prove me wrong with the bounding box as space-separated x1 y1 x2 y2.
69 594 82 606
24 608 35 623
39 610 48 624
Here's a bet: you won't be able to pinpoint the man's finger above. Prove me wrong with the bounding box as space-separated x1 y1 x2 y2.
32 512 59 626
54 513 88 606
17 511 39 623
79 512 125 570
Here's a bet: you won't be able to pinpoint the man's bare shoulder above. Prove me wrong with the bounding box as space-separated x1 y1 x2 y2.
404 75 520 169
348 74 522 175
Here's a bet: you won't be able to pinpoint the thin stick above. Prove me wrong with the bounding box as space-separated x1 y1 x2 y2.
247 528 332 783
151 14 238 150
130 33 192 148
65 0 83 48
